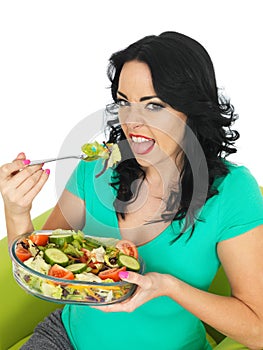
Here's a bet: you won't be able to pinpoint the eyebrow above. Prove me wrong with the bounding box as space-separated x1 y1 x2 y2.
117 90 159 102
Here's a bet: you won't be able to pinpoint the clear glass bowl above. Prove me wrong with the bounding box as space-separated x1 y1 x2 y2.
10 231 144 306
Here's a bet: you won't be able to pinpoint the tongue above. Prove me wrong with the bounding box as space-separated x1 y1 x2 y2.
132 140 155 154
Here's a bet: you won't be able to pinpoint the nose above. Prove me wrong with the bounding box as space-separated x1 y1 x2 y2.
118 104 144 129
126 120 143 132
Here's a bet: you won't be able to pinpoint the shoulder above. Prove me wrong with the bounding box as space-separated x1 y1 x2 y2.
213 160 263 241
216 160 260 195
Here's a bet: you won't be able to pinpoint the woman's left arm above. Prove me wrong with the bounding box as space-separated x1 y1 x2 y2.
94 225 263 349
214 224 263 347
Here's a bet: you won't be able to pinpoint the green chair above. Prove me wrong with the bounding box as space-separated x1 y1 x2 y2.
0 209 63 350
1 184 262 350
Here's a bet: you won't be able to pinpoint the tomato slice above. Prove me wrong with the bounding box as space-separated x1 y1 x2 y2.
48 264 75 280
15 247 32 262
116 240 138 259
28 234 49 246
98 266 126 282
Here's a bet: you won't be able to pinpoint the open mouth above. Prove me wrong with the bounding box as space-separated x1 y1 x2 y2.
129 134 155 155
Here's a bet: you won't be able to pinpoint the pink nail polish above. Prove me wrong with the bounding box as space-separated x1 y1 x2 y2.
45 169 50 175
119 271 129 279
23 159 31 165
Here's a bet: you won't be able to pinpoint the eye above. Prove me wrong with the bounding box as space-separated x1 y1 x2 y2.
145 102 165 111
116 98 130 107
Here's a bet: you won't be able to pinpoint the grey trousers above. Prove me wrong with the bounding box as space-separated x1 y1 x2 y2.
20 309 74 350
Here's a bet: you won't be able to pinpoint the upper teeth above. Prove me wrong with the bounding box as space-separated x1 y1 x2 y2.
131 136 151 143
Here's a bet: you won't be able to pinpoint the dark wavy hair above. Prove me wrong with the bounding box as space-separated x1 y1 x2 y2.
106 31 239 241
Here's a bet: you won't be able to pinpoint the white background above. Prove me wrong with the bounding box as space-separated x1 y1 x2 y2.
0 0 262 239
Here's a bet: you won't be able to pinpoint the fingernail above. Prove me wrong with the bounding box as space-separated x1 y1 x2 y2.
119 271 129 279
23 159 31 165
45 169 50 175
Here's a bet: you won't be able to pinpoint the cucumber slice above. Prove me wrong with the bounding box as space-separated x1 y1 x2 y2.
118 254 140 271
44 248 69 266
66 263 87 274
49 234 74 247
83 236 102 249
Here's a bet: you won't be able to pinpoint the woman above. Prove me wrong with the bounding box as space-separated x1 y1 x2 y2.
1 31 263 350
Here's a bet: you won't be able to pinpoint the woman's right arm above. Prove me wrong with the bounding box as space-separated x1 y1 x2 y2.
42 189 86 231
0 153 86 247
0 152 50 246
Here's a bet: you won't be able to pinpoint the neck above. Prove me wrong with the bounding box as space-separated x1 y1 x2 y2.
143 157 181 195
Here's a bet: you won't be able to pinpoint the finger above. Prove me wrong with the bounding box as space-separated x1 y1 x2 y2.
119 271 152 289
92 292 139 313
18 168 49 197
15 152 26 161
3 162 43 190
0 159 30 184
24 169 50 203
2 164 44 200
15 169 50 207
10 158 31 174
91 303 128 313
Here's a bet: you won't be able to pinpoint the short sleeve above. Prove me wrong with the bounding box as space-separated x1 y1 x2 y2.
216 165 263 242
65 160 98 200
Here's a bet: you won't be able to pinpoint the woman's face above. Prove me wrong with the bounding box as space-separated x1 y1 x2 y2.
117 60 187 169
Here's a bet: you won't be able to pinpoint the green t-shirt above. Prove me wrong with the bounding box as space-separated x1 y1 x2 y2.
62 160 263 350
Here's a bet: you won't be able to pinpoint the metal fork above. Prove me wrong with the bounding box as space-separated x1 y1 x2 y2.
29 154 86 166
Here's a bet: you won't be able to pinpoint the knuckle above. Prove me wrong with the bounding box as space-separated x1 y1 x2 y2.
1 187 9 197
121 303 134 313
22 167 33 177
27 170 42 186
0 164 10 176
1 184 14 199
27 176 36 187
144 278 153 290
125 305 134 313
23 166 41 177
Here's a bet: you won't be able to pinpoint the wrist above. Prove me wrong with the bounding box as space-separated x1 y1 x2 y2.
162 273 181 298
5 211 34 246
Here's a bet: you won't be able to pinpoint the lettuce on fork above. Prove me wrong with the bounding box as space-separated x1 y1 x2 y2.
81 141 121 177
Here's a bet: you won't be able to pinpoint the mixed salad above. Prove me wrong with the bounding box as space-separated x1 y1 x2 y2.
12 230 142 305
81 141 121 177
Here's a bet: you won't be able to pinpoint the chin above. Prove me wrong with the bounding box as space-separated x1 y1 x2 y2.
134 157 151 168
134 154 162 169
